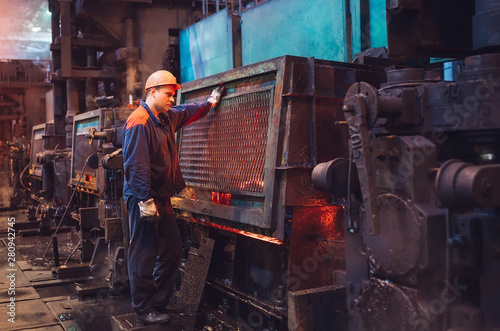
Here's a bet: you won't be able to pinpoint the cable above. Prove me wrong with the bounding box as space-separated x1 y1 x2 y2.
63 240 82 265
19 164 30 191
43 155 90 258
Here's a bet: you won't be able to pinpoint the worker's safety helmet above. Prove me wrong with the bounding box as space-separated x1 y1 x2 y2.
144 70 182 91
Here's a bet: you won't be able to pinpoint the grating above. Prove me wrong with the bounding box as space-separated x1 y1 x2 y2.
179 88 272 194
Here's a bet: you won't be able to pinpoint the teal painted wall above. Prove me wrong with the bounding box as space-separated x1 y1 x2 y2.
369 0 387 48
241 0 348 65
180 8 234 83
180 0 389 81
350 0 362 56
351 0 388 56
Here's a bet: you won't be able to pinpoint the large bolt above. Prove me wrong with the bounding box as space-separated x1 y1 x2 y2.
446 235 466 248
343 104 355 113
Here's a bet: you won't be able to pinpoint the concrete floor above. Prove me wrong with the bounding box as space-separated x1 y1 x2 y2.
0 202 184 330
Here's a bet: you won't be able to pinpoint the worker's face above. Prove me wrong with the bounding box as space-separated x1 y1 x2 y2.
152 85 176 112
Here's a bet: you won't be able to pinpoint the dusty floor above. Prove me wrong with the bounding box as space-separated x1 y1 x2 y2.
0 181 184 331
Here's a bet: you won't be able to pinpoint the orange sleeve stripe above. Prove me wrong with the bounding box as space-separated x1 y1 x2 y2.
126 106 149 130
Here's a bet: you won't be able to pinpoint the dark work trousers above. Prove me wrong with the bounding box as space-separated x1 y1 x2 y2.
126 195 182 314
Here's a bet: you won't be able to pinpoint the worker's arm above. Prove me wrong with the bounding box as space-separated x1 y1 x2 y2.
170 86 226 131
122 123 152 202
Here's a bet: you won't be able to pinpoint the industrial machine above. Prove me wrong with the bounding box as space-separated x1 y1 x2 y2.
28 122 70 231
30 122 68 205
6 138 30 209
312 1 500 330
69 106 132 286
173 55 385 330
8 0 500 330
25 105 131 287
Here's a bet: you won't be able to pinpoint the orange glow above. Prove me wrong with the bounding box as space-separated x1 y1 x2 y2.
239 180 264 191
187 217 283 245
211 192 231 205
295 206 344 241
288 206 345 290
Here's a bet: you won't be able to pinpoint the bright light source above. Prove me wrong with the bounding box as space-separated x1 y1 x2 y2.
481 153 495 162
46 10 51 15
32 27 42 32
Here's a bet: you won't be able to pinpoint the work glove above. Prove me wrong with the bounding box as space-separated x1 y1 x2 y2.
138 198 159 222
207 86 225 107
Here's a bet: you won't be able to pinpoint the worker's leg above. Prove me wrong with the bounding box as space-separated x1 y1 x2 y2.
127 195 160 313
154 199 182 306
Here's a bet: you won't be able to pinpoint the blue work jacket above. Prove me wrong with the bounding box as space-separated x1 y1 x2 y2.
123 100 211 201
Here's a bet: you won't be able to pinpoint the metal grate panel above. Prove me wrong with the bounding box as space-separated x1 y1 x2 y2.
179 88 272 194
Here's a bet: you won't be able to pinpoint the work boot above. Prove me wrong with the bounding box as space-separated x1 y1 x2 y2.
137 309 171 325
156 302 184 314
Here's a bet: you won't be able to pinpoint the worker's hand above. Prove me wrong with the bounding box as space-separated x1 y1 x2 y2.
138 198 159 222
207 86 225 107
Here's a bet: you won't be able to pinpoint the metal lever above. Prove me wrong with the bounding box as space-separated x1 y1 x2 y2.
86 127 108 145
343 82 380 236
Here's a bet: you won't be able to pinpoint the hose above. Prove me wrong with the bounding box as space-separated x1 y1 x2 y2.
19 163 30 191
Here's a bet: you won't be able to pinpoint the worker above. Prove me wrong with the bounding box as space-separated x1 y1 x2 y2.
122 70 224 325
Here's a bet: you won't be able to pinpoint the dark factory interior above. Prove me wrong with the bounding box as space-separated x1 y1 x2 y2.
1 0 500 330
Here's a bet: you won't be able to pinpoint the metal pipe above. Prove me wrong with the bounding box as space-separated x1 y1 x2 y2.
52 235 60 267
344 0 353 62
59 0 72 77
206 280 285 320
66 80 79 118
125 18 134 49
308 57 317 168
125 18 136 98
18 93 24 108
50 2 60 41
444 208 450 331
202 0 205 17
377 95 403 118
66 79 79 147
86 48 97 111
436 160 500 208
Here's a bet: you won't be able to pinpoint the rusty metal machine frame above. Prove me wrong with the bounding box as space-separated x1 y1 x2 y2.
171 55 385 329
71 110 104 192
174 55 384 239
30 123 48 178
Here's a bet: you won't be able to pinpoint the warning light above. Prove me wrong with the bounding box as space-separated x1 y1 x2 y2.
211 192 231 206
